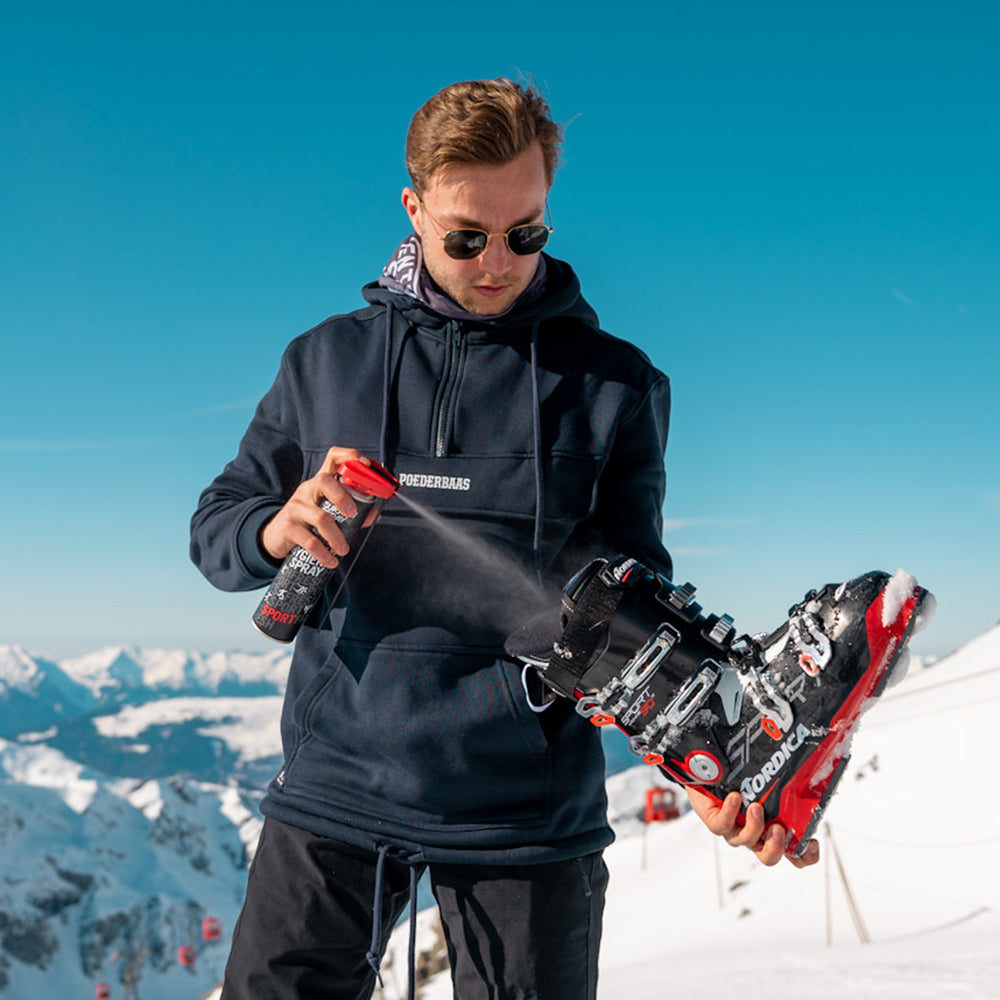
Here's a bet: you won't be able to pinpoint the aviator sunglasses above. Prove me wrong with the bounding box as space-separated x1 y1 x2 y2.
421 201 554 260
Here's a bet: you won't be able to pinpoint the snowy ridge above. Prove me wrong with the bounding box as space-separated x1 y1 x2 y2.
0 644 290 737
0 646 96 734
58 645 292 700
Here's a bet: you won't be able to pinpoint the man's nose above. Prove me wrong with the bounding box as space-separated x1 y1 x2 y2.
478 233 514 274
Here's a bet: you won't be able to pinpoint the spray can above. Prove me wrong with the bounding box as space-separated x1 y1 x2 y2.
252 459 400 643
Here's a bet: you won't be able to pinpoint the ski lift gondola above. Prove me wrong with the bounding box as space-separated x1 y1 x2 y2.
201 916 223 941
643 786 680 823
177 944 197 967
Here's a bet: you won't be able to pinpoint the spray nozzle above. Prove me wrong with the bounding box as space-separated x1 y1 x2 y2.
338 459 400 499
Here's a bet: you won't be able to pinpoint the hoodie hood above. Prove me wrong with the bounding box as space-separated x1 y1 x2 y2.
363 235 600 335
375 232 549 322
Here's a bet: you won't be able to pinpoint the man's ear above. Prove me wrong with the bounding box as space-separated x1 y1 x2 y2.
401 188 422 235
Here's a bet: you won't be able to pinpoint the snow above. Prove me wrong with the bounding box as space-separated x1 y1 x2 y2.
128 777 167 820
0 646 41 687
880 568 918 628
16 725 58 742
218 782 265 857
195 698 284 761
92 695 284 762
57 645 291 699
0 740 99 812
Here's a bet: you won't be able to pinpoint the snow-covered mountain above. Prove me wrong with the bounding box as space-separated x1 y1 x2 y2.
2 627 999 999
0 645 289 732
0 645 289 998
0 647 96 736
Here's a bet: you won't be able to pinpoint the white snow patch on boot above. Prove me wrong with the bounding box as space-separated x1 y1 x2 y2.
810 724 856 788
881 569 918 628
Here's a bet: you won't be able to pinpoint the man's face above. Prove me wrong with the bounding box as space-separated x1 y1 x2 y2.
401 142 550 316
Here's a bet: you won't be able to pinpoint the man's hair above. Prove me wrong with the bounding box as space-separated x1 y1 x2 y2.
406 78 562 195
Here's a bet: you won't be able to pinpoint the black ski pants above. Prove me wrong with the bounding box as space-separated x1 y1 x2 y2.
222 816 608 1000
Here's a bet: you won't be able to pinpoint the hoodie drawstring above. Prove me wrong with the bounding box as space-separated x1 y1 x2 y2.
366 843 426 1000
529 320 545 585
380 301 416 470
380 302 395 468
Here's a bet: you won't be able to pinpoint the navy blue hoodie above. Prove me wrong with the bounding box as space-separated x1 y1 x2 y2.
190 252 672 863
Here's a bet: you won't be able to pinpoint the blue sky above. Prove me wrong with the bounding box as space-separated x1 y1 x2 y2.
2 1 997 659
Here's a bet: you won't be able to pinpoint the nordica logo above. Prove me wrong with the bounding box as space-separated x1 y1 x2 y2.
739 723 810 804
397 473 471 491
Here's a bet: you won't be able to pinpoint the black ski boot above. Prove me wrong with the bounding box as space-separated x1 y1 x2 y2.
506 556 935 857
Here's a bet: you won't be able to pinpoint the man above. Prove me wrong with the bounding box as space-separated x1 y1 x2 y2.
191 77 816 1000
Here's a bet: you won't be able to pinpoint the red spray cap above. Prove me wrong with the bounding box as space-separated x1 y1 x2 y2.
338 459 400 499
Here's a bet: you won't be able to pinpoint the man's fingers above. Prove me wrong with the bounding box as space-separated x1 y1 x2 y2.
724 801 764 848
689 789 762 848
261 491 350 565
787 839 821 869
296 492 354 560
310 474 358 525
292 527 342 568
751 823 787 866
686 787 738 834
718 791 745 834
685 784 822 869
318 446 366 475
260 448 374 564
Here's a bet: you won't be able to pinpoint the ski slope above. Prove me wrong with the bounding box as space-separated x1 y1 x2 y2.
397 624 1000 999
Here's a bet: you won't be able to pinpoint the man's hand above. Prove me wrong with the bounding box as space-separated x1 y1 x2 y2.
686 787 820 868
260 446 372 568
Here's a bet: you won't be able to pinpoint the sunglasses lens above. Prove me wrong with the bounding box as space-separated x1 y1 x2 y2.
506 225 550 255
442 230 488 260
